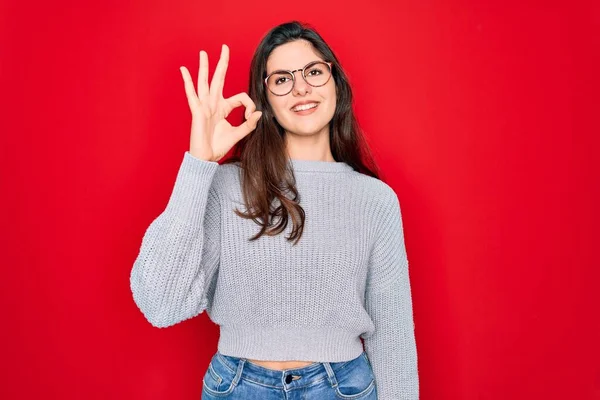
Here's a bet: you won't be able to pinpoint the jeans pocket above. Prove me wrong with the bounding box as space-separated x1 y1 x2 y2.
202 354 240 397
332 353 376 399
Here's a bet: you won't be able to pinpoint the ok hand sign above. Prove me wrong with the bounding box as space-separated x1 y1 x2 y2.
179 44 262 162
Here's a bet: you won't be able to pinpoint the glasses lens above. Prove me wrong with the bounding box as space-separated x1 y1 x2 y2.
267 72 294 95
304 62 331 87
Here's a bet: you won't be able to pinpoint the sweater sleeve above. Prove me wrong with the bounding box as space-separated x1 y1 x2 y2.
130 151 221 328
362 187 419 399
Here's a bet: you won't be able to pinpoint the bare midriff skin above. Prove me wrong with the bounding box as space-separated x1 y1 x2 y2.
247 359 316 370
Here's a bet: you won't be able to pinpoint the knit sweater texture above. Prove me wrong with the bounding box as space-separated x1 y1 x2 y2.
130 151 419 399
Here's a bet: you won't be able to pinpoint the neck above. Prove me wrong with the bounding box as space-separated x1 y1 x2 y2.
284 127 334 162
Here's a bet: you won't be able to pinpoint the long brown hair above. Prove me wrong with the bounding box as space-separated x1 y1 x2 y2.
222 21 381 245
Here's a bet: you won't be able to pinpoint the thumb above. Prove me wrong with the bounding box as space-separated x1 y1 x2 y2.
234 111 262 140
245 110 262 131
251 110 262 124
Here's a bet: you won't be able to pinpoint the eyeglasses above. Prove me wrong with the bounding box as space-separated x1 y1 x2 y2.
264 61 333 96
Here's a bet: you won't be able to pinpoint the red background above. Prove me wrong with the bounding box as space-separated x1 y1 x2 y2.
1 0 598 399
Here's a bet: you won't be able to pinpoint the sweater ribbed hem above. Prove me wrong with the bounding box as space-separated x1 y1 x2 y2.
217 325 364 362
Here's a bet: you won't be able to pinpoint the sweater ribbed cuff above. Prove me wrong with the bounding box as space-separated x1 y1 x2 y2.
164 151 219 225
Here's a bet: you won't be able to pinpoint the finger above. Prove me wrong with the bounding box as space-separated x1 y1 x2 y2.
197 50 209 101
179 66 199 111
225 92 256 119
232 110 262 141
209 44 229 110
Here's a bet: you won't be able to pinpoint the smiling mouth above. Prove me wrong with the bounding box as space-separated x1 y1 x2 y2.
291 103 319 112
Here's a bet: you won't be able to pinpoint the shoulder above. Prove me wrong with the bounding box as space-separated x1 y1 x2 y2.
352 172 400 209
349 173 404 238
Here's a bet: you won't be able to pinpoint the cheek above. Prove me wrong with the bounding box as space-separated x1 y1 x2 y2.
268 96 288 120
325 88 337 116
324 81 336 105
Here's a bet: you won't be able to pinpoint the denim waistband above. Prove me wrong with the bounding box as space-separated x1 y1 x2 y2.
215 351 365 390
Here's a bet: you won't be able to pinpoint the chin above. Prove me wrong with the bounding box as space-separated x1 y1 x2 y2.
288 122 329 136
285 116 333 137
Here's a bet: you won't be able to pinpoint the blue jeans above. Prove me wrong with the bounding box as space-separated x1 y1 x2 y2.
201 351 378 399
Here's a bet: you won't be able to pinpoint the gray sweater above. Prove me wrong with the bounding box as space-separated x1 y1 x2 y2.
130 151 419 399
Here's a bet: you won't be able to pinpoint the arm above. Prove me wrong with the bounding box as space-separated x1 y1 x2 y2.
129 151 221 328
362 188 419 399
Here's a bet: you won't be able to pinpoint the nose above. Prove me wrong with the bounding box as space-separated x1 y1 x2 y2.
292 70 311 96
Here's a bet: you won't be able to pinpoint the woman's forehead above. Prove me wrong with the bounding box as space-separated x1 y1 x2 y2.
266 40 323 73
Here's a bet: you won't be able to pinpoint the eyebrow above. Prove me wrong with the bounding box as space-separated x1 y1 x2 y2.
266 60 324 76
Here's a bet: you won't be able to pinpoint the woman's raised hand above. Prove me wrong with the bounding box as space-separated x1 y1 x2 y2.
180 44 262 162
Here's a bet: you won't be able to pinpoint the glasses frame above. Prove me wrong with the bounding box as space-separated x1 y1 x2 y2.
264 61 334 96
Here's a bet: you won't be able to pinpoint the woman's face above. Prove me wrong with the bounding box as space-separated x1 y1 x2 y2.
265 40 336 138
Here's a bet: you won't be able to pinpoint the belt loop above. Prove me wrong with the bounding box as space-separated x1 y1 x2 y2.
322 362 338 388
232 358 246 386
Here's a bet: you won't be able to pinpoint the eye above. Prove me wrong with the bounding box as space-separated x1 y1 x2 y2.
307 68 322 76
275 76 290 85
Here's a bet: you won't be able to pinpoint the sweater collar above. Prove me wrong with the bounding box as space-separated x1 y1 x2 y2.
288 158 354 173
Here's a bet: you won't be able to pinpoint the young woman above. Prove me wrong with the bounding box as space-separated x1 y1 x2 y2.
130 21 419 399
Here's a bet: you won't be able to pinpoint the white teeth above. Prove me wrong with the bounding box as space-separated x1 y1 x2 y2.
292 103 318 112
